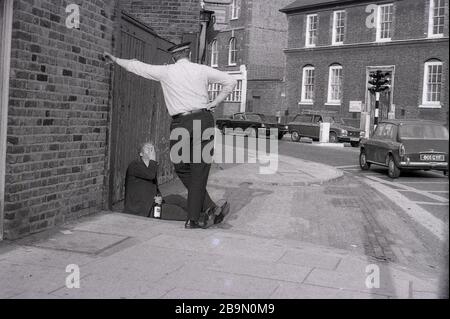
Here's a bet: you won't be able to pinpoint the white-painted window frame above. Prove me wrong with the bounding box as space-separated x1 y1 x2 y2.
376 3 394 42
305 14 318 47
421 61 443 108
210 39 218 67
327 65 343 105
428 0 445 38
226 79 242 102
301 66 315 104
231 0 240 20
332 10 345 45
228 37 237 66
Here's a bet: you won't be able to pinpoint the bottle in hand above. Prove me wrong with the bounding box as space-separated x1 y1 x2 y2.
153 193 162 219
153 203 161 219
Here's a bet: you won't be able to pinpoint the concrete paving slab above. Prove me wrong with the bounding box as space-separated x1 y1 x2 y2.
161 287 240 299
17 230 128 255
9 291 61 299
304 267 413 298
0 245 96 268
207 256 312 283
50 272 172 299
270 282 389 299
278 249 342 270
155 263 280 299
0 260 67 298
146 233 287 262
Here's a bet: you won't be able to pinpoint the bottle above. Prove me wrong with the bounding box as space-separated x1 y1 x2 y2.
153 203 161 219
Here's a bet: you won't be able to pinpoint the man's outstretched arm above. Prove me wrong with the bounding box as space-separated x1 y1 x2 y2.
103 51 166 81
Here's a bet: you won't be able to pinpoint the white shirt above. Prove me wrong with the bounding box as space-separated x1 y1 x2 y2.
115 58 237 116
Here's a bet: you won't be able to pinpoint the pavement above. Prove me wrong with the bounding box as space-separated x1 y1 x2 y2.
0 146 446 299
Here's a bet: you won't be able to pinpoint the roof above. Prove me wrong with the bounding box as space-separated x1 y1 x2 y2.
280 0 376 13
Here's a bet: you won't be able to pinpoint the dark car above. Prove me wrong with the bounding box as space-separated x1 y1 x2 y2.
359 120 449 178
288 113 364 147
215 112 288 139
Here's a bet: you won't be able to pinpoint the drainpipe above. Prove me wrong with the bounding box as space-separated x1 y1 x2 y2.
198 9 214 64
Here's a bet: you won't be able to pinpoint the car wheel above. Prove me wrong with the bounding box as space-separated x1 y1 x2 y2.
350 141 359 147
329 132 338 143
387 155 401 179
359 150 371 170
291 131 301 142
278 132 284 140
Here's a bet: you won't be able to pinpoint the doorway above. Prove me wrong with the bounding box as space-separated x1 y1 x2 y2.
0 0 13 240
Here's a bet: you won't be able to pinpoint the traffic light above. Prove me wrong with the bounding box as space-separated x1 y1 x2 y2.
368 70 391 93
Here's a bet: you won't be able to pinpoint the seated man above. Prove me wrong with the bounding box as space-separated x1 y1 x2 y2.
124 142 229 227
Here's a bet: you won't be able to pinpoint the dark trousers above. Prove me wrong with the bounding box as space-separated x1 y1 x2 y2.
160 194 188 221
170 110 216 221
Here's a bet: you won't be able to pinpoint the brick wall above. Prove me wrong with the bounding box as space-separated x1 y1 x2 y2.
4 0 116 239
246 0 291 81
286 0 449 48
285 42 449 123
247 80 285 116
122 0 201 44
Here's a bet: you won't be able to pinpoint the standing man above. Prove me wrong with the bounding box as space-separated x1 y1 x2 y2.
104 42 235 229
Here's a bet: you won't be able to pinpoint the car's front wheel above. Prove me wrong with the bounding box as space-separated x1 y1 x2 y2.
359 150 371 170
291 131 301 142
387 155 401 179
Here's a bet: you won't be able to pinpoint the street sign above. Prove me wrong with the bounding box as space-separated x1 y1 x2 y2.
349 101 362 112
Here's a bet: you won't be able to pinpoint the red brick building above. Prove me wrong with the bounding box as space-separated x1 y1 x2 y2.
0 0 203 239
204 0 293 118
122 0 201 44
281 0 449 128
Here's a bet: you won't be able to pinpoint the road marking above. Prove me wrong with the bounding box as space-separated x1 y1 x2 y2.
414 201 449 206
335 165 360 169
364 178 448 241
400 181 449 184
365 175 449 203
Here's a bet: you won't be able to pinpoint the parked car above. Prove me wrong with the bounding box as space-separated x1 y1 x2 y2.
215 112 288 139
287 113 364 147
359 120 449 178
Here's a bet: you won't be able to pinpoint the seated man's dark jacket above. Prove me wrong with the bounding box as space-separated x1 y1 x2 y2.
124 159 159 216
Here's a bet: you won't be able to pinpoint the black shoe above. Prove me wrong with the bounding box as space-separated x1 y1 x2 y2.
214 201 230 225
201 205 218 229
185 220 202 229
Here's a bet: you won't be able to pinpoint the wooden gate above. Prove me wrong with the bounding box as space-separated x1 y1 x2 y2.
109 11 175 208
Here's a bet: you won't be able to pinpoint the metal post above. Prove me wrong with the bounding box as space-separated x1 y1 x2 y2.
374 92 380 129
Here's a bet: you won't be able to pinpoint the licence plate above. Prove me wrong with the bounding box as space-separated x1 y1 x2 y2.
420 154 445 161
